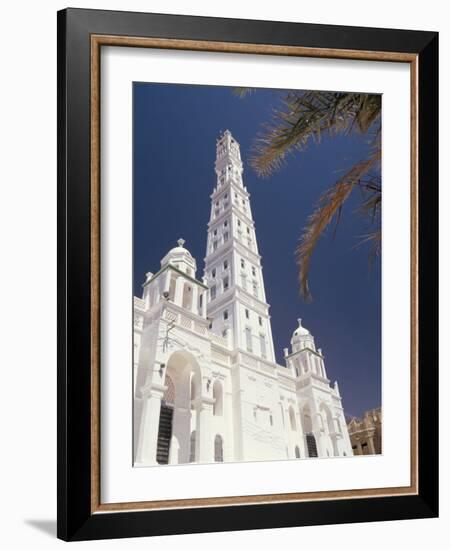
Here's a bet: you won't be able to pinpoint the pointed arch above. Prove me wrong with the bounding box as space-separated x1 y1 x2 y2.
157 350 202 465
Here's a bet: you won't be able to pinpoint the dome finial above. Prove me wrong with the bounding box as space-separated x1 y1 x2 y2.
292 318 310 339
177 238 185 248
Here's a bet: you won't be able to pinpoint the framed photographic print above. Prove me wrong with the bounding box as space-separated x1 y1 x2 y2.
57 8 439 541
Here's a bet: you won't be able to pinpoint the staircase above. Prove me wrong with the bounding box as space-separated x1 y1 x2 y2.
306 433 318 458
156 404 173 464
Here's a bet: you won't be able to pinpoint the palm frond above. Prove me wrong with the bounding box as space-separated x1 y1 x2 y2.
232 87 257 98
250 91 381 177
239 88 382 300
358 187 381 223
296 152 380 300
354 230 381 266
354 182 381 265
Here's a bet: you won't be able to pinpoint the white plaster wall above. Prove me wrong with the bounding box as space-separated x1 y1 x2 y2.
239 366 287 460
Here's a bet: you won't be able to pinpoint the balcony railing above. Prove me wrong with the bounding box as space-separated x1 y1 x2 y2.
209 332 228 347
161 306 228 346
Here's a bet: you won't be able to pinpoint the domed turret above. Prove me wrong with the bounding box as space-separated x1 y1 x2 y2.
290 318 315 352
292 318 310 338
160 238 197 277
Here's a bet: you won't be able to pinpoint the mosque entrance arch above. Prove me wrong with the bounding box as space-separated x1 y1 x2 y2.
156 350 202 465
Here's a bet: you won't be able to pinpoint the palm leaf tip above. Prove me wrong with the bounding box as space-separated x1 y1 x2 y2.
232 87 256 98
296 154 380 300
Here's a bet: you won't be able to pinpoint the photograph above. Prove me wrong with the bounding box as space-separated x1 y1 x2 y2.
132 83 382 466
52 5 438 542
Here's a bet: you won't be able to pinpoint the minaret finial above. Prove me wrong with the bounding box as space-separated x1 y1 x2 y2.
177 238 185 248
297 318 302 327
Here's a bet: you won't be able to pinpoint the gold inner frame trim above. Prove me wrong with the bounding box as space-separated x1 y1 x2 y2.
90 34 419 514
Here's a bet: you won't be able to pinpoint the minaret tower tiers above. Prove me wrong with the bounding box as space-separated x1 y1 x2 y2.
204 130 276 362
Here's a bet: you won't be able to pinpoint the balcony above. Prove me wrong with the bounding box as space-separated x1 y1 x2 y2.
162 304 208 337
162 305 230 350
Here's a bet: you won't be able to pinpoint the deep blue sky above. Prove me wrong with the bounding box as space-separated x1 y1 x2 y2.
133 82 381 419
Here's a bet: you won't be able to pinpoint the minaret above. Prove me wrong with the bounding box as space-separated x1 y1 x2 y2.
204 130 276 362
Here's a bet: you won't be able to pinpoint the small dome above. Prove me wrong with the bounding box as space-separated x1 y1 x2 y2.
292 318 310 338
290 318 315 353
160 238 196 271
167 238 192 257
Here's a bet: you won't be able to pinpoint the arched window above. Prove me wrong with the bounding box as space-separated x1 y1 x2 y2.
189 430 196 463
214 434 224 462
289 406 296 431
295 445 300 459
213 380 223 416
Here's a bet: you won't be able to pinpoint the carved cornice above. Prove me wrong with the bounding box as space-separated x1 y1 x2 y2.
142 262 208 289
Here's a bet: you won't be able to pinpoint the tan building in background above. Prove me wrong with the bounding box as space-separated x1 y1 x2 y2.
347 407 382 455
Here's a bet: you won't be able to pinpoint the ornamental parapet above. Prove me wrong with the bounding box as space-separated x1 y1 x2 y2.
161 303 210 338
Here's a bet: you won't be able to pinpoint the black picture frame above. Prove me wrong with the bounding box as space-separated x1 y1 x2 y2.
57 7 438 541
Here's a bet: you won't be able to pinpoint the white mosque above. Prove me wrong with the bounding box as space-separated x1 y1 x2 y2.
133 130 353 466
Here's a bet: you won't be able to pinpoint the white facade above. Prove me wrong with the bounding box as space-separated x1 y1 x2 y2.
133 130 353 466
